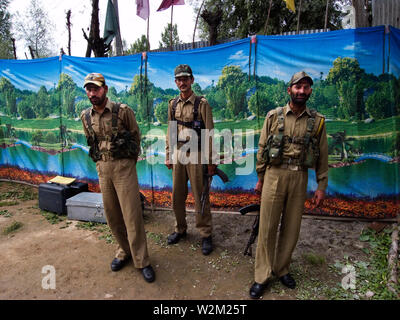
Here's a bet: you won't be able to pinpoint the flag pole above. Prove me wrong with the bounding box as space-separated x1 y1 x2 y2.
170 4 174 51
147 15 150 50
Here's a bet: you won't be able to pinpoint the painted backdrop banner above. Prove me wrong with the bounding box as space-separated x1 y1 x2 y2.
0 26 399 219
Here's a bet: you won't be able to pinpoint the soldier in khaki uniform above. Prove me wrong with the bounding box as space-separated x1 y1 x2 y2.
165 64 217 255
80 73 155 283
249 71 328 299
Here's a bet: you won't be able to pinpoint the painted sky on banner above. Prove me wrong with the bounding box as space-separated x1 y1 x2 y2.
0 26 396 92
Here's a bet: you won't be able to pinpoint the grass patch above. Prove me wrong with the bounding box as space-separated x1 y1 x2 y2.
3 221 23 235
147 231 168 248
303 252 326 266
38 210 66 224
0 209 12 217
76 221 115 244
0 200 19 207
0 184 37 202
325 227 400 300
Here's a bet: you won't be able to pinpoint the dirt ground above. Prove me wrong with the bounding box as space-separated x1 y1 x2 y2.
0 181 378 300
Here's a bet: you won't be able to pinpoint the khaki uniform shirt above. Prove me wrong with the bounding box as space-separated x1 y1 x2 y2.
165 93 214 164
80 98 140 161
256 103 329 191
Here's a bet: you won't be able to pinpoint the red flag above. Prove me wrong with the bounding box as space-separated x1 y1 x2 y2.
136 0 150 20
157 0 185 12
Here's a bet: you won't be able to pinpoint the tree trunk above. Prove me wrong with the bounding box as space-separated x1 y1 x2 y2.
66 10 72 55
201 8 223 46
352 0 370 28
83 0 107 57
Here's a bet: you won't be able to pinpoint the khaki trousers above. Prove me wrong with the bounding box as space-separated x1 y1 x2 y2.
96 158 150 268
171 157 212 238
255 167 308 284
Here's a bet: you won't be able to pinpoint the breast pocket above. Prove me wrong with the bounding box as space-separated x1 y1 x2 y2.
175 109 182 119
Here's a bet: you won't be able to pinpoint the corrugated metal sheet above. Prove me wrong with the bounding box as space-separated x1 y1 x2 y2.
372 0 400 28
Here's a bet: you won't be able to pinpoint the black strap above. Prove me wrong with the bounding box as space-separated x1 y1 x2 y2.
85 103 121 142
172 95 204 127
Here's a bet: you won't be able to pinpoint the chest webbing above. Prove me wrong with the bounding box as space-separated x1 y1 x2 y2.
85 103 121 142
171 95 204 129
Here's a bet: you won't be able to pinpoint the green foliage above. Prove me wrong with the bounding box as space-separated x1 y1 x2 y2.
39 210 65 224
0 0 13 59
218 66 248 118
327 57 367 120
0 77 16 116
58 73 77 117
31 130 43 146
35 86 51 118
125 35 149 55
328 228 400 300
44 131 57 144
17 95 36 119
154 100 168 124
13 0 56 58
194 0 344 42
159 23 181 49
365 82 397 119
75 99 91 117
2 221 23 235
248 82 287 117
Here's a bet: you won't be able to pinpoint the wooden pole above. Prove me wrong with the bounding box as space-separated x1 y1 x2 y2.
11 38 17 59
147 15 150 51
112 0 123 56
170 5 174 50
296 0 302 34
324 0 329 30
263 0 273 35
66 10 72 55
193 0 205 48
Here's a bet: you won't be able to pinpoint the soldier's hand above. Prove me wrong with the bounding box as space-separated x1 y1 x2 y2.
312 190 325 208
208 164 217 176
165 159 173 170
255 180 263 195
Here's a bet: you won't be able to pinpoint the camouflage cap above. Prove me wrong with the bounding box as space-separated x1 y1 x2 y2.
83 73 106 88
289 71 313 86
174 64 193 78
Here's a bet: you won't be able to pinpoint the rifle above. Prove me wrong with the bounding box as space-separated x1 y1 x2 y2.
200 166 229 215
239 204 260 256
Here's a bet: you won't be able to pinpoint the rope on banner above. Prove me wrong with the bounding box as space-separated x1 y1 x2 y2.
59 53 65 176
142 51 155 213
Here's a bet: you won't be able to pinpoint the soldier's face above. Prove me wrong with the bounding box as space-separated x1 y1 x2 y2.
175 76 194 93
288 80 312 106
85 84 108 106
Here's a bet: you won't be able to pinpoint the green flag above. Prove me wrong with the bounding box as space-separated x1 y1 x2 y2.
103 0 119 46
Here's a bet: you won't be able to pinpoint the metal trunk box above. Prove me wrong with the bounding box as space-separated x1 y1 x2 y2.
66 192 106 223
38 182 89 215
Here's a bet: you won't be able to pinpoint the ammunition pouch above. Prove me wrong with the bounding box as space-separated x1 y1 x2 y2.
263 133 284 166
87 136 102 162
110 130 139 160
302 136 319 168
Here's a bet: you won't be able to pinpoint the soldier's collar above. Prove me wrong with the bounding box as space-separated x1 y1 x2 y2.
285 103 311 117
178 92 196 104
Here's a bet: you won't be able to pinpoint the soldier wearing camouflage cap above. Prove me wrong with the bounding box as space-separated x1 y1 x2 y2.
165 64 217 255
80 72 155 283
249 71 328 299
